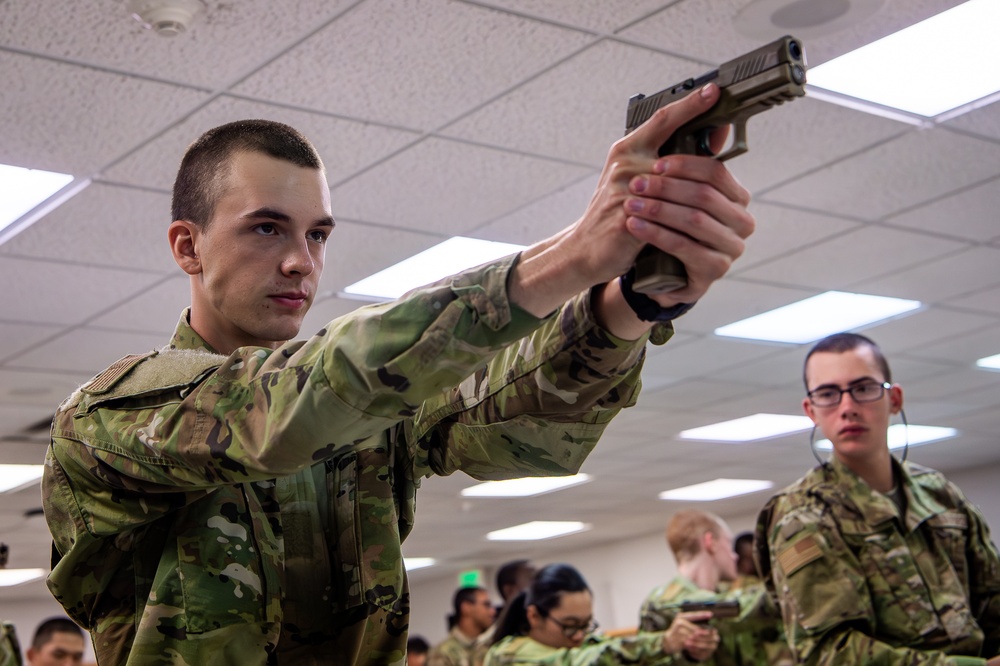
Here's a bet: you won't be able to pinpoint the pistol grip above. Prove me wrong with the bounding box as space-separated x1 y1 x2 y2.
631 246 688 295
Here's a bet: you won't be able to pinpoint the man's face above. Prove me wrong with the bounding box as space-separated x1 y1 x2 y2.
466 590 496 632
179 150 333 352
712 526 739 583
736 540 756 576
803 347 902 466
27 632 85 666
528 590 594 649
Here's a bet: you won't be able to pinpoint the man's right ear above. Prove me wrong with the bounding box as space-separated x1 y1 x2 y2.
168 220 202 275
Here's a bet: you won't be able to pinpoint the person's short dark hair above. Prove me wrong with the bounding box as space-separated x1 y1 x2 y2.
803 332 892 388
31 616 83 651
406 635 429 654
734 532 754 552
447 586 486 630
496 559 534 602
171 119 324 228
492 563 588 644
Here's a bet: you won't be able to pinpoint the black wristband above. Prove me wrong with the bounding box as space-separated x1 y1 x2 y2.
619 267 696 322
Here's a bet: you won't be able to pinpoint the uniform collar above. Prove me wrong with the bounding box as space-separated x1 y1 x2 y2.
167 308 219 354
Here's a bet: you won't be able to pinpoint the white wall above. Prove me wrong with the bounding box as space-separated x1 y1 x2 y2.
409 462 1000 645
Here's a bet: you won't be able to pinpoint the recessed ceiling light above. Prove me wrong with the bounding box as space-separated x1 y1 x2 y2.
714 291 921 344
0 464 45 493
976 354 1000 371
679 414 813 442
0 568 46 587
816 424 957 451
807 0 1000 118
403 557 436 571
0 164 80 245
734 0 887 41
342 237 526 301
659 478 775 502
460 474 591 498
486 521 589 541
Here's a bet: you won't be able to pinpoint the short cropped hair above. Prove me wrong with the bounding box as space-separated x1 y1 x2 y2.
171 119 324 227
31 616 83 651
667 509 725 562
447 586 486 629
803 332 892 388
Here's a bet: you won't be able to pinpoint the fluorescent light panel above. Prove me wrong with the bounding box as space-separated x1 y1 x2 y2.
808 0 1000 118
343 237 526 300
976 353 1000 371
0 568 46 587
0 164 74 234
486 521 589 541
714 291 921 344
816 424 957 451
659 478 774 502
679 414 813 442
0 464 45 493
461 474 591 498
403 557 436 571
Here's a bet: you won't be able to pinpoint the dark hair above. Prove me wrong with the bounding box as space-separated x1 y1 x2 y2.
171 119 324 227
803 332 892 388
492 563 588 644
406 635 430 655
31 616 83 651
734 532 754 552
496 559 532 600
447 586 486 630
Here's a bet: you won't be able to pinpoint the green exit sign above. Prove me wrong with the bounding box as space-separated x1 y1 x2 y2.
458 569 483 588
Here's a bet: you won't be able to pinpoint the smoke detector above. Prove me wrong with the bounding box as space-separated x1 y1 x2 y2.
734 0 887 41
128 0 206 37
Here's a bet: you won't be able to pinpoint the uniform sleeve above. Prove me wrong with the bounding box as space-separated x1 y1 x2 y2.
410 284 661 481
53 254 654 492
639 590 672 633
485 633 679 666
760 495 988 666
964 501 1000 657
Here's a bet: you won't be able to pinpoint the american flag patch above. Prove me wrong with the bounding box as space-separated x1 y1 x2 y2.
777 535 823 576
83 351 157 394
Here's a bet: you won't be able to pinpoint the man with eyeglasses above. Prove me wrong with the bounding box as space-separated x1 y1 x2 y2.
755 332 1000 665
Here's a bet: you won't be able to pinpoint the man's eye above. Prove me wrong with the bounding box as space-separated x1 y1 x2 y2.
814 389 838 401
255 224 276 235
309 230 328 243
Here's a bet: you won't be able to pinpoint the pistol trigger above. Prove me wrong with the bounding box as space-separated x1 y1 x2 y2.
696 128 716 157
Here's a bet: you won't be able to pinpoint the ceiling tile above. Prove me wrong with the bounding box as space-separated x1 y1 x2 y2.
944 98 1000 143
0 322 64 363
232 0 594 130
884 175 1000 243
472 0 672 33
762 128 1000 221
850 247 1000 304
12 327 166 374
0 0 357 89
0 51 209 175
87 276 190 334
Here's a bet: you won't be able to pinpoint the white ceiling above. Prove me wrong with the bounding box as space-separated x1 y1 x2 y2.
1 0 999 599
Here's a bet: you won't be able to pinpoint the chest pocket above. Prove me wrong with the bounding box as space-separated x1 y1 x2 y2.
840 517 940 643
326 441 405 613
924 511 970 591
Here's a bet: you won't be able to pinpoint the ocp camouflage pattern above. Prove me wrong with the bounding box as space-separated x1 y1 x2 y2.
756 457 1000 665
44 256 667 665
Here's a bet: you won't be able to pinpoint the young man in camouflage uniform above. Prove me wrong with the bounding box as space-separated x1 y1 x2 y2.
639 510 791 665
43 82 754 665
428 587 495 666
756 332 1000 665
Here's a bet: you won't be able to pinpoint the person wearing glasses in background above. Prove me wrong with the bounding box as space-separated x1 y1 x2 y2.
484 563 717 665
756 332 1000 665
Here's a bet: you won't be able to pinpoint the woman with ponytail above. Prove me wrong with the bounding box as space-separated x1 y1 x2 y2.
484 563 717 665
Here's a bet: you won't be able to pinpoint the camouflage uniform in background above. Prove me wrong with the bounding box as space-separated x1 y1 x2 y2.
44 257 667 665
638 575 792 665
756 456 1000 665
0 622 21 666
428 626 478 666
483 633 684 666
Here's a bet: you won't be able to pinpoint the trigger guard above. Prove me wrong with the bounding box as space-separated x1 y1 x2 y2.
696 128 716 157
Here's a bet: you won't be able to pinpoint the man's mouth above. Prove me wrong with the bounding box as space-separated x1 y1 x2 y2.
269 292 309 309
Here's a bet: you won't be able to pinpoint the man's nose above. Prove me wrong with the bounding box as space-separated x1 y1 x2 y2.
281 238 315 276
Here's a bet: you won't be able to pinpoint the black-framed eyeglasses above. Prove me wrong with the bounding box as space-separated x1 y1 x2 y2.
545 614 598 638
807 381 891 407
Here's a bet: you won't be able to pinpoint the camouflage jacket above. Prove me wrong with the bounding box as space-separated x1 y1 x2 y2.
483 633 682 666
44 256 664 665
0 622 21 666
756 457 1000 666
638 575 791 665
428 627 478 666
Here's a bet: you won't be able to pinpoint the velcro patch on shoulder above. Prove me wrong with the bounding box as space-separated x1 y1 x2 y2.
777 535 823 577
82 351 158 395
